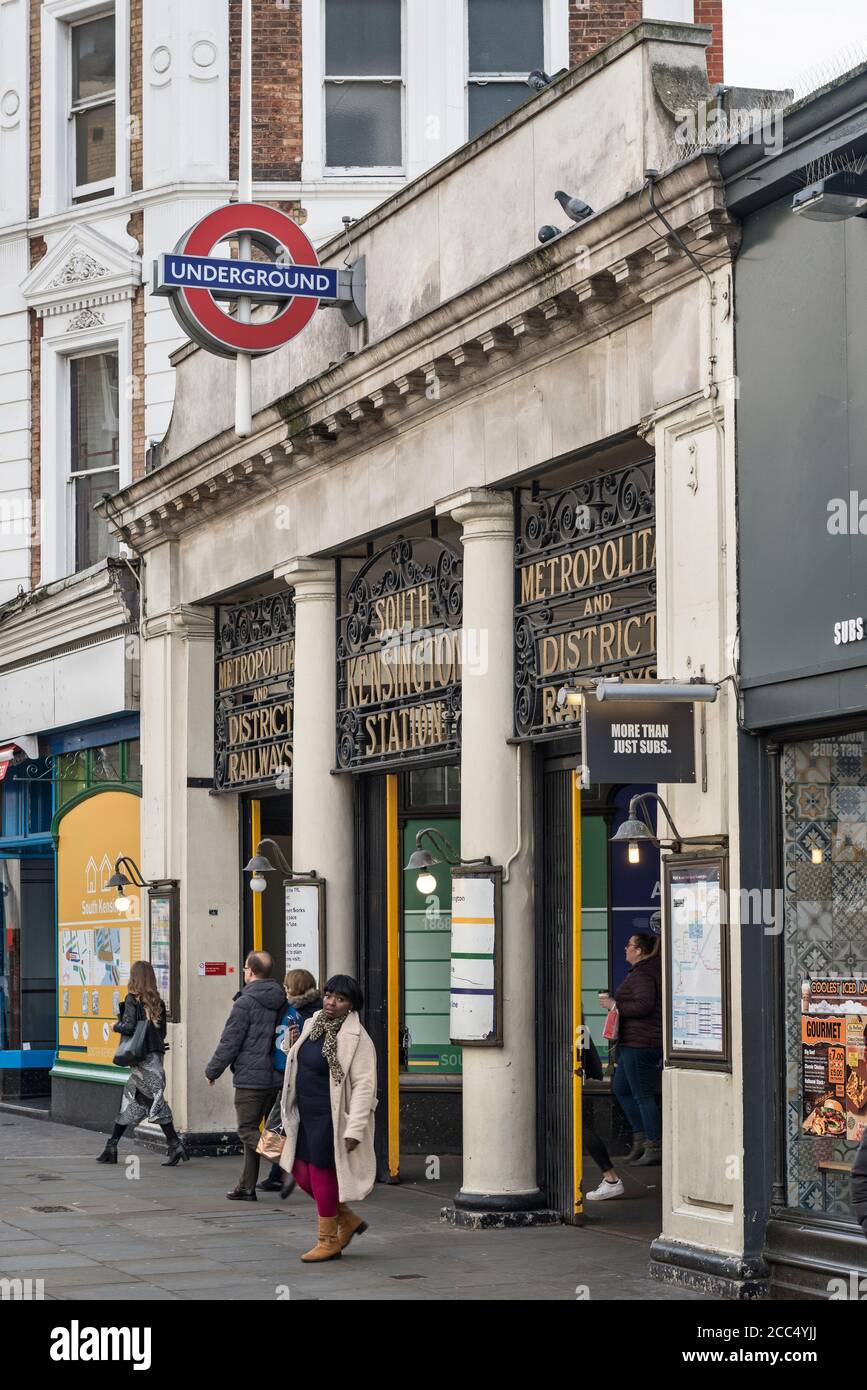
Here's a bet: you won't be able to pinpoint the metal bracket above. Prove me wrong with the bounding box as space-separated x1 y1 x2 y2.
318 257 366 327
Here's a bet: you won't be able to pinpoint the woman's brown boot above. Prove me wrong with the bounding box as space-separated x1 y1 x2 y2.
300 1216 342 1263
337 1202 369 1250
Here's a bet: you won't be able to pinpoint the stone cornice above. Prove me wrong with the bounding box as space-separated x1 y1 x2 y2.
100 158 739 553
0 560 139 670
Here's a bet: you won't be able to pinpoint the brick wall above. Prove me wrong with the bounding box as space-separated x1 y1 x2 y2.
693 0 724 85
29 0 41 219
29 240 47 591
130 0 143 190
569 3 724 83
229 0 302 183
569 1 642 67
127 213 146 480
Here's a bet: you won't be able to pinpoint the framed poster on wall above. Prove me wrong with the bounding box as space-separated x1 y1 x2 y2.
284 877 326 986
148 881 180 1022
664 854 731 1071
449 865 503 1046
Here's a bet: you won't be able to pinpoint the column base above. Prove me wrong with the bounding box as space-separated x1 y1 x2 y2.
130 1124 243 1159
649 1237 770 1300
442 1188 560 1229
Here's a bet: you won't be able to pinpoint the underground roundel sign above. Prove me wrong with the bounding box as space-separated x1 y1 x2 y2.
153 203 338 359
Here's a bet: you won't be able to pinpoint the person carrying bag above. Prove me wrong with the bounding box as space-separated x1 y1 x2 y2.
97 960 189 1168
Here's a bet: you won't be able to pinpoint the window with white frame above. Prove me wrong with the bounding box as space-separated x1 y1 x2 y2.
69 350 120 571
70 10 116 203
467 0 544 140
324 0 403 170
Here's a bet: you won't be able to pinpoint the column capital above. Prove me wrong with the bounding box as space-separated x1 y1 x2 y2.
435 488 514 541
274 557 337 603
141 605 214 642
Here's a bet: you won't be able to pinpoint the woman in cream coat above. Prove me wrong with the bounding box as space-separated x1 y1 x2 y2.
280 974 378 1263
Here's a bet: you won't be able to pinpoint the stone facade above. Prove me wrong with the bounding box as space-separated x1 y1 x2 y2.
102 25 750 1291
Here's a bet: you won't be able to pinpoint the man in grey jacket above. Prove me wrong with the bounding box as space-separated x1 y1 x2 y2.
206 951 285 1200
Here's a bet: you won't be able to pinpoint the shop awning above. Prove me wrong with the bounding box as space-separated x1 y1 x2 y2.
0 747 17 781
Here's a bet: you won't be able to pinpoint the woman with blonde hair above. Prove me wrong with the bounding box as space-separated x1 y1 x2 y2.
258 968 321 1194
96 959 188 1167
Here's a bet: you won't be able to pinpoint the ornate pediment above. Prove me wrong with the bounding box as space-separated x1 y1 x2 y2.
49 253 111 289
22 223 141 318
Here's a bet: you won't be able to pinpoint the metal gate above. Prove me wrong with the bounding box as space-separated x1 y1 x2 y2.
535 755 575 1221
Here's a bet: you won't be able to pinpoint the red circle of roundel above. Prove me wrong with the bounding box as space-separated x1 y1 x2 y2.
174 203 320 357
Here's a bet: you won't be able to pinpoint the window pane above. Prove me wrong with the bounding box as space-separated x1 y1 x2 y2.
468 0 543 73
74 471 119 571
125 740 142 786
408 767 447 808
326 0 401 76
780 734 867 1216
75 102 116 188
92 745 121 783
58 752 87 806
72 15 116 103
469 82 532 139
326 82 402 167
71 354 119 473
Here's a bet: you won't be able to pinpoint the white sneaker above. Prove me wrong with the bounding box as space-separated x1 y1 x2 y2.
585 1177 625 1201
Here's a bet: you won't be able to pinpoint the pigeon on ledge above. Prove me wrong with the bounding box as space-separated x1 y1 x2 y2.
554 190 594 224
538 225 562 243
527 69 552 92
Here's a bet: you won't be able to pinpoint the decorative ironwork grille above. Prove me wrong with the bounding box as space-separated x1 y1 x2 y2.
336 537 463 772
214 591 296 793
514 460 656 740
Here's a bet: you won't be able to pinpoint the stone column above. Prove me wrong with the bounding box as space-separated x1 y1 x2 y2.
276 558 355 978
435 489 544 1219
140 561 241 1140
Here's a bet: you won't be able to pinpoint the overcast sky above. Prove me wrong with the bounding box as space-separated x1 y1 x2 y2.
725 0 867 92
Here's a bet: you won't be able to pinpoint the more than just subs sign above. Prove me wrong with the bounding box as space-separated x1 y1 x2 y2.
581 698 696 784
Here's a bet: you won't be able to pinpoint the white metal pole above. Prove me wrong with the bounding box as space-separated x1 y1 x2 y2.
235 0 253 437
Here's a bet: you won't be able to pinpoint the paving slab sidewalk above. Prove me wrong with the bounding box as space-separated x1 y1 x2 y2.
0 1113 709 1302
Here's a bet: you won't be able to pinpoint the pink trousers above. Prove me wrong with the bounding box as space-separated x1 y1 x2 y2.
292 1158 339 1217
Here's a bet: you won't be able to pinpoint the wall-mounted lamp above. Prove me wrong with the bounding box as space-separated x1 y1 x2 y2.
243 838 316 895
403 827 489 893
792 170 867 222
810 846 824 865
558 677 719 708
107 856 150 913
610 792 728 864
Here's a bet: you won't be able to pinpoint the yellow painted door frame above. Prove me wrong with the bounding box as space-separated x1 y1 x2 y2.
386 773 400 1178
251 799 263 952
572 771 584 1222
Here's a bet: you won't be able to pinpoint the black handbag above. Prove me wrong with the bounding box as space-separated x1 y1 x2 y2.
112 1018 150 1068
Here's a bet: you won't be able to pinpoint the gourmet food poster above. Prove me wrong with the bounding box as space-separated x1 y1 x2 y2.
846 1012 867 1144
801 1014 848 1137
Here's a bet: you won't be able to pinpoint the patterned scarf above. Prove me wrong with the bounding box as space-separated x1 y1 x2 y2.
309 1010 347 1085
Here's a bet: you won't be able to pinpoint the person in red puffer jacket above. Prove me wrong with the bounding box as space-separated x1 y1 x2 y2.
599 932 663 1168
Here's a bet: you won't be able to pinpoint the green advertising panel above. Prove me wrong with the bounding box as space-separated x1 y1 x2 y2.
403 816 462 1074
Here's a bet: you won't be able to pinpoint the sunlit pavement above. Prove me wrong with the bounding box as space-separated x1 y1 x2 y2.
0 1112 709 1301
